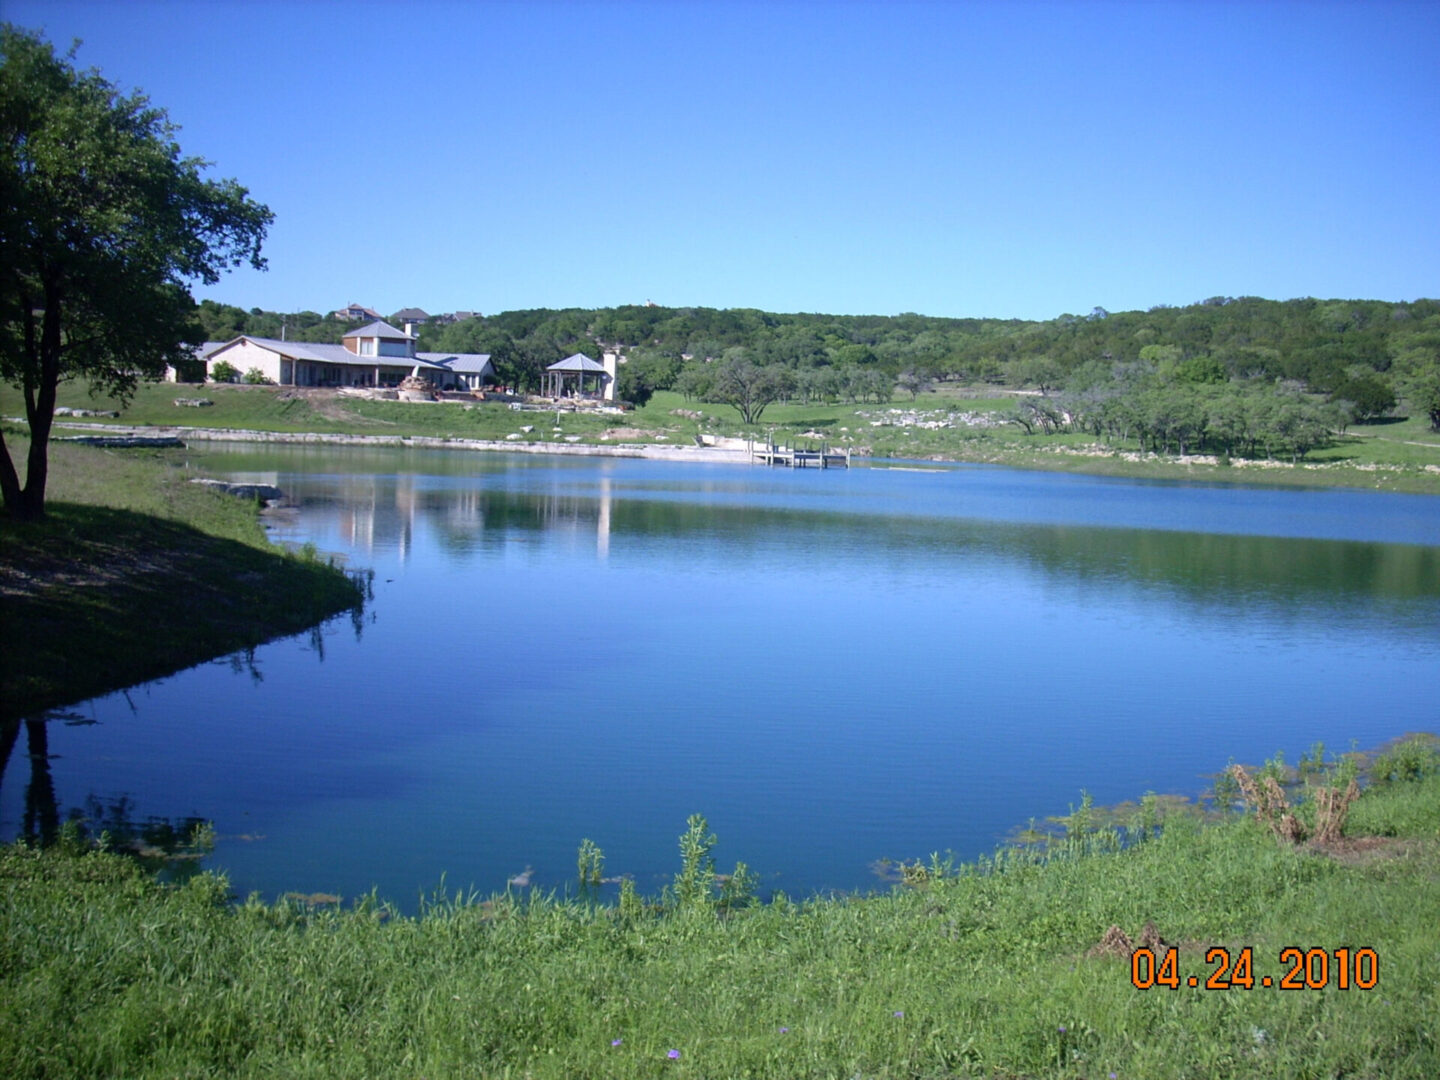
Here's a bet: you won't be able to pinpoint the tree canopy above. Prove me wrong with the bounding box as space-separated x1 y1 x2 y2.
0 25 272 518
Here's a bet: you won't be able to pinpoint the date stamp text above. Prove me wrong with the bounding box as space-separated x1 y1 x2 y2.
1131 946 1378 990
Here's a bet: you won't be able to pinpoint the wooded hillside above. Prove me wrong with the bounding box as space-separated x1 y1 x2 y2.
195 296 1440 430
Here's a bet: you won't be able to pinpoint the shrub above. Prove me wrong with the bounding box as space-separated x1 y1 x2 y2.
1330 374 1396 421
617 364 655 407
210 359 239 383
242 367 272 385
1370 734 1440 785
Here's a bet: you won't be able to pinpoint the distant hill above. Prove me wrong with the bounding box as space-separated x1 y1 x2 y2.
195 296 1440 405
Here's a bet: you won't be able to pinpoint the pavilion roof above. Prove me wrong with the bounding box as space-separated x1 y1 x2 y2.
547 353 606 372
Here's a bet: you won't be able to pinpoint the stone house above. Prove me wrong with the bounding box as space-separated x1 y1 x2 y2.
200 320 495 390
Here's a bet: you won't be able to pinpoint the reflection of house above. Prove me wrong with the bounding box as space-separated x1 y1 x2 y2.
201 320 495 389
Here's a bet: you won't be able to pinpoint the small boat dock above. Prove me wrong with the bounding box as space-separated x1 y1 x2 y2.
750 436 850 469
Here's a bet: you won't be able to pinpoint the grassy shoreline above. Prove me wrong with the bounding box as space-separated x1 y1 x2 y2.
0 434 363 722
1 738 1436 1078
33 381 1440 495
3 405 1436 1076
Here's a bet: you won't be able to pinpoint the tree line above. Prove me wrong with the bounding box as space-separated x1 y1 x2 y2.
197 295 1440 434
1012 362 1351 462
9 17 1437 522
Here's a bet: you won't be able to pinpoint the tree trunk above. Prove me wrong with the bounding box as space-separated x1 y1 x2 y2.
3 287 63 520
0 433 23 515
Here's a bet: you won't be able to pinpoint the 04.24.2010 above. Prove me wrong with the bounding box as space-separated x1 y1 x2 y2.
1131 946 1378 990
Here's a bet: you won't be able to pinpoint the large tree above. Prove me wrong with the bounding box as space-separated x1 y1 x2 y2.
711 354 792 425
0 26 271 518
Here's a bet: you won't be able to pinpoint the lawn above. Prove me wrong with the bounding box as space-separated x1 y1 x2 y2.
1 738 1436 1078
27 379 1440 493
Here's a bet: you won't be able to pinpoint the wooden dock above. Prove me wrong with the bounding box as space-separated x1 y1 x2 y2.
750 438 850 468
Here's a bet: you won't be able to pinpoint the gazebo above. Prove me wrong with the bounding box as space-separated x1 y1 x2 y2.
544 353 611 399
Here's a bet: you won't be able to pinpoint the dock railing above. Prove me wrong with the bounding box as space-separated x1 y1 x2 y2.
749 433 850 469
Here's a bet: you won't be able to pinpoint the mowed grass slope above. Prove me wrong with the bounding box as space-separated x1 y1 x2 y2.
0 434 362 720
1 744 1437 1079
39 379 1440 491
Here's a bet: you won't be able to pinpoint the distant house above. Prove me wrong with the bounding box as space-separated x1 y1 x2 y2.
421 310 478 326
331 302 383 322
165 341 229 382
202 320 495 389
391 307 430 325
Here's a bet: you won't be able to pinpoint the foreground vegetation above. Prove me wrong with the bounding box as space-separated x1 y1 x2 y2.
2 737 1437 1078
0 434 363 720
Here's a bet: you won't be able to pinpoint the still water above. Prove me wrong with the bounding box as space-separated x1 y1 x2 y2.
4 446 1439 908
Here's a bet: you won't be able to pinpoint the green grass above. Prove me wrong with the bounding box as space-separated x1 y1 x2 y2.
46 380 343 432
1 748 1436 1079
0 434 363 720
32 379 1440 492
1312 413 1440 469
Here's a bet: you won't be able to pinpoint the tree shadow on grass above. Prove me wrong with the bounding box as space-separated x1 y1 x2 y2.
0 504 364 722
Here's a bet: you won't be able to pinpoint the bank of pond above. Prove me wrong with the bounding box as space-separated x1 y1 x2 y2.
4 438 1438 1076
7 439 1440 913
2 735 1437 1080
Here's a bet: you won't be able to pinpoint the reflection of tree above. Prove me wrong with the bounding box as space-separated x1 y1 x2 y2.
278 470 1440 611
72 794 215 881
0 717 59 846
228 646 264 684
0 718 17 798
23 718 59 846
602 497 1440 613
0 714 214 880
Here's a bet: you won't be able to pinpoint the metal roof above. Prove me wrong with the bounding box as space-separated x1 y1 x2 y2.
417 351 494 374
547 352 606 372
211 337 496 376
342 320 413 340
232 338 419 367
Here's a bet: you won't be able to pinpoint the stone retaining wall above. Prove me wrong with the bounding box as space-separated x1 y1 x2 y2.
47 422 754 464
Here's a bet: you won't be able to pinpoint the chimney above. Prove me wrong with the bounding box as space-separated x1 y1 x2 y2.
602 351 618 402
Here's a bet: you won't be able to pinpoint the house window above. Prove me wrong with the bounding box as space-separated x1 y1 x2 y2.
359 339 376 356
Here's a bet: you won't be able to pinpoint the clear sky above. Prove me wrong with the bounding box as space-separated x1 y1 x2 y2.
9 0 1438 321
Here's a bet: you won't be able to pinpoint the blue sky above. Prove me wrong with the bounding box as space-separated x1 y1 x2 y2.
9 0 1438 320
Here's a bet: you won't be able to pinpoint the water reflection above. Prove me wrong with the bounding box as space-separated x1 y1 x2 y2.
271 468 623 565
258 465 1440 621
0 715 212 879
0 718 60 846
11 447 1438 909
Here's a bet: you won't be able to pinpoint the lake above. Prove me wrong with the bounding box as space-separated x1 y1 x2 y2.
4 446 1439 909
